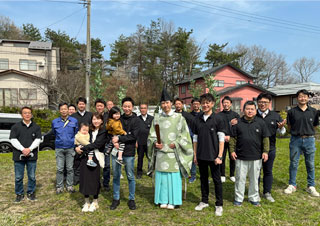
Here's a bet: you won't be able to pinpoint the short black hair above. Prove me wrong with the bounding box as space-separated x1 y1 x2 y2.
68 104 76 109
174 98 183 104
94 98 106 106
243 101 256 111
77 97 87 104
121 96 134 106
296 89 311 97
200 93 215 103
222 96 232 103
139 103 148 107
108 106 121 119
79 122 89 130
20 106 32 114
257 93 272 101
191 98 200 104
58 102 68 109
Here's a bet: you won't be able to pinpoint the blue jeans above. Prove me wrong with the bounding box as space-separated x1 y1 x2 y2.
55 148 75 188
14 160 37 195
289 136 316 187
103 152 111 187
112 155 136 200
190 161 197 178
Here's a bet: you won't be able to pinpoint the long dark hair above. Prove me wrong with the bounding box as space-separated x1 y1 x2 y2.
108 106 121 120
90 112 104 131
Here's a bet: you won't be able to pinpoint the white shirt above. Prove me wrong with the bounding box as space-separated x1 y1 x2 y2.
78 110 86 116
141 114 147 121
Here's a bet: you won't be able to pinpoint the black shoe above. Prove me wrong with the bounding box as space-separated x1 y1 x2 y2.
104 186 111 192
137 173 142 179
27 193 36 201
128 200 136 210
15 194 24 203
110 199 120 210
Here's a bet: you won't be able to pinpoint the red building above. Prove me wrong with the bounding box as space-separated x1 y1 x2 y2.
176 63 274 113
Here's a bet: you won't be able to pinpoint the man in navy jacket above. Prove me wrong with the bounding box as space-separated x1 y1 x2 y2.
52 103 78 194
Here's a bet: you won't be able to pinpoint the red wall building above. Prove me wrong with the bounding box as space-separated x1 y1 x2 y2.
176 63 274 114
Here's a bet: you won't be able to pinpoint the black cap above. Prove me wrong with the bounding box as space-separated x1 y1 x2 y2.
160 88 171 102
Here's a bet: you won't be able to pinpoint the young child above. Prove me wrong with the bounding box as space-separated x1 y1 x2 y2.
106 106 126 166
75 123 97 167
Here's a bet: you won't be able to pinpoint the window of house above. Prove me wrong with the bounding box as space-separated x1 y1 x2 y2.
0 88 18 106
19 59 37 71
19 89 37 100
236 80 247 85
292 97 297 106
214 80 224 87
233 99 241 114
0 58 9 70
181 85 186 94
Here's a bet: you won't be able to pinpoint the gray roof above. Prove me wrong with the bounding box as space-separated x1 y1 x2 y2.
267 82 320 96
176 63 256 85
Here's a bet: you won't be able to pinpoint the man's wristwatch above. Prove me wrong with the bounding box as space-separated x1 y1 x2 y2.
217 156 223 160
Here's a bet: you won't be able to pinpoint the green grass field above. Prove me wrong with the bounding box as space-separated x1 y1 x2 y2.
0 138 319 226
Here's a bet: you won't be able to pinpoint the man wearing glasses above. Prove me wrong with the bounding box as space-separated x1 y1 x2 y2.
256 93 286 202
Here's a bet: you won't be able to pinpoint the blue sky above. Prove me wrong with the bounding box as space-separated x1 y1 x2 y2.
1 0 320 82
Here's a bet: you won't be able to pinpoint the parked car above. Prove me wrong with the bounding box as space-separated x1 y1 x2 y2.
39 130 55 151
0 113 22 153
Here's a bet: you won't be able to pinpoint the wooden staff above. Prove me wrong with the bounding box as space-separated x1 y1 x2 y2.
155 124 161 145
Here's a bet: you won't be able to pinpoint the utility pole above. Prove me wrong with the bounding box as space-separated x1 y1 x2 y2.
85 0 91 110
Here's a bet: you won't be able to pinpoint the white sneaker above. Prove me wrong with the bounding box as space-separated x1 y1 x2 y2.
195 202 209 211
215 206 223 216
82 202 90 212
284 185 296 194
88 202 99 212
263 192 275 202
221 176 226 183
306 186 320 197
120 174 124 179
167 204 175 210
230 176 236 183
160 204 168 209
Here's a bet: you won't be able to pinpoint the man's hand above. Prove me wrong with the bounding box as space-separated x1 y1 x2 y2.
114 143 120 149
262 153 269 162
230 118 238 126
169 143 176 149
75 146 83 154
225 135 230 142
112 136 119 144
22 148 31 156
193 155 198 165
214 157 222 165
155 143 163 150
231 152 237 160
277 119 286 129
135 142 138 148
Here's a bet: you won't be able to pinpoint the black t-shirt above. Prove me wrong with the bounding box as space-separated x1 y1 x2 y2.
232 116 270 161
194 112 226 161
256 110 283 150
287 106 319 136
10 121 42 161
217 110 240 136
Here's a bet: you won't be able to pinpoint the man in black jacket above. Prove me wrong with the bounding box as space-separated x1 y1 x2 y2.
136 103 154 179
217 96 240 183
10 107 42 202
71 97 93 185
110 97 140 210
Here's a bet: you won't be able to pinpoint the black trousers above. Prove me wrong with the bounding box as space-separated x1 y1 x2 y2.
73 153 81 185
137 144 148 174
198 159 223 206
262 149 276 194
220 142 235 177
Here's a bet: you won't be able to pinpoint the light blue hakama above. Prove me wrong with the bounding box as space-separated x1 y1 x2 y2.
154 171 182 206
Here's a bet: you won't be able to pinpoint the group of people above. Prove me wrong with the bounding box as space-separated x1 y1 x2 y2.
9 88 319 217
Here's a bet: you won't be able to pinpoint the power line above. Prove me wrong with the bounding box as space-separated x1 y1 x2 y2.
39 0 85 4
39 7 85 30
158 0 320 36
187 0 320 32
75 10 87 39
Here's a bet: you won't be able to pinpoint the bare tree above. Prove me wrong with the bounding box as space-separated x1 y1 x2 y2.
292 57 320 82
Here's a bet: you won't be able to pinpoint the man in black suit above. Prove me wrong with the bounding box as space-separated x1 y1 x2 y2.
136 103 154 179
71 97 93 185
